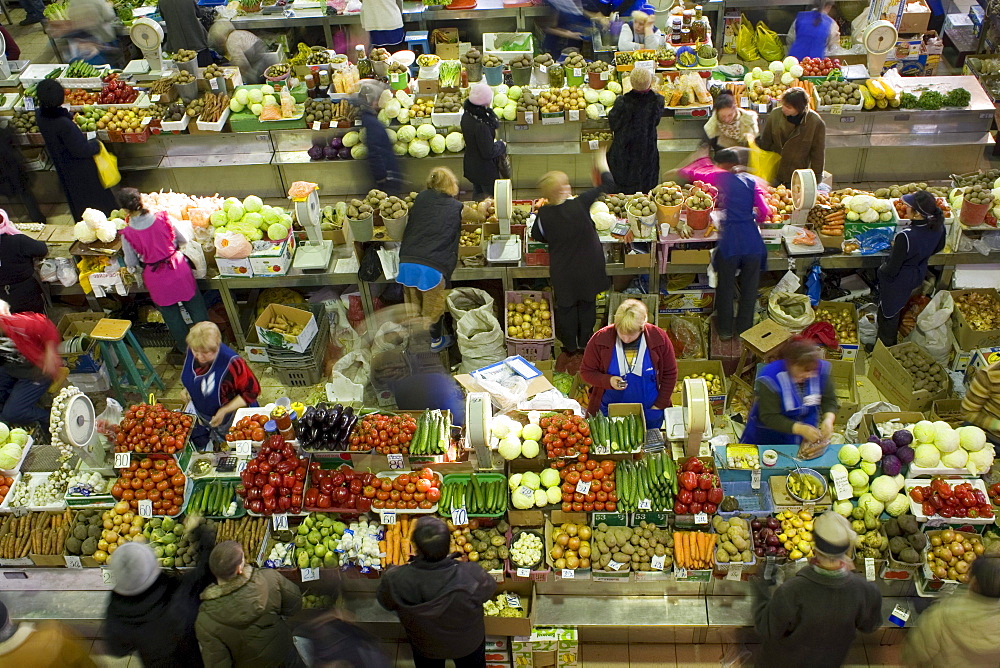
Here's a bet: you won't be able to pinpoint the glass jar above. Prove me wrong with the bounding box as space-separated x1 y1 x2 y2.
264 420 284 448
271 406 292 432
548 63 565 88
691 19 706 43
681 28 691 44
671 27 682 45
682 9 693 27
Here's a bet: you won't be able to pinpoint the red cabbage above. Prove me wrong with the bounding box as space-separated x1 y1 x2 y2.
307 145 324 160
896 445 914 464
868 435 881 444
881 454 902 476
880 438 897 456
892 429 913 447
330 136 344 149
338 147 352 160
323 145 339 160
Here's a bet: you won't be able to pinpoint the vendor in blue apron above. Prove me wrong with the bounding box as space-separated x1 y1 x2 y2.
580 298 678 429
541 0 595 57
742 340 839 456
180 321 261 450
876 190 945 348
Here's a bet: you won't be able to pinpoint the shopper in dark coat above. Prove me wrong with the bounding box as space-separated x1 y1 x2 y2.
0 125 45 225
34 79 116 221
757 87 826 186
359 81 403 195
532 152 616 372
104 523 216 668
377 516 496 667
460 82 505 199
0 210 47 314
607 67 663 194
397 167 463 351
754 512 882 668
158 0 211 65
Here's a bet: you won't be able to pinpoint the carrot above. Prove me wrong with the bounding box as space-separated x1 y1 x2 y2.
674 532 683 567
379 539 387 568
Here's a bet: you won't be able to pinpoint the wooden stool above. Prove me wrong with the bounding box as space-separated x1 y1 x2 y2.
736 318 791 382
89 319 165 404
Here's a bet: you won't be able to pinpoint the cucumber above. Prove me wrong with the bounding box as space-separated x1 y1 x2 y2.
610 419 620 452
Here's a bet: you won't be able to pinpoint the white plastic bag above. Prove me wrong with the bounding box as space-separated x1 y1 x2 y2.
455 309 507 374
858 303 878 347
844 400 901 443
180 241 207 279
906 290 954 365
370 320 409 355
332 349 371 387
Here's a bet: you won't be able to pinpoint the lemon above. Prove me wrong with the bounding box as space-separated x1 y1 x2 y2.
789 549 804 560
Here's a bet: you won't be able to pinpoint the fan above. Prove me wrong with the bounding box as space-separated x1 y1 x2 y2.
130 17 166 74
788 168 818 226
0 30 11 80
485 179 522 263
291 185 333 271
862 20 898 77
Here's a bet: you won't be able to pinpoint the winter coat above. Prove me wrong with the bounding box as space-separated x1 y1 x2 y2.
903 590 1000 667
398 189 463 279
607 89 663 194
580 323 678 414
753 566 882 668
531 172 614 307
104 526 215 668
460 101 504 190
757 108 825 186
196 566 303 668
0 232 47 314
0 125 33 199
0 621 96 667
35 107 116 221
360 108 400 187
293 611 393 668
376 555 497 660
158 0 209 53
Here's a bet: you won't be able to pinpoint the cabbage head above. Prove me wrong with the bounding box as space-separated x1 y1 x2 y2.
429 134 446 154
415 123 436 140
445 132 464 152
408 139 430 158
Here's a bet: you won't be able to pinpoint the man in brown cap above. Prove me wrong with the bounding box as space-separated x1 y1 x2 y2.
752 511 882 668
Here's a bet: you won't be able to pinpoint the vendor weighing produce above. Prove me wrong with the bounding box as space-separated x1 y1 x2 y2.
741 340 838 456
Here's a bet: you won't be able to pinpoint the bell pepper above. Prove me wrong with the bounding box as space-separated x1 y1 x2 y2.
679 471 698 491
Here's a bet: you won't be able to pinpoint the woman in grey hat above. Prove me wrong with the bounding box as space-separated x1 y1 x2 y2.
753 512 882 668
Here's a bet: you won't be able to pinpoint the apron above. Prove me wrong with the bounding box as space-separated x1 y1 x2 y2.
599 334 664 429
181 344 256 448
742 359 829 445
713 171 767 269
877 223 946 319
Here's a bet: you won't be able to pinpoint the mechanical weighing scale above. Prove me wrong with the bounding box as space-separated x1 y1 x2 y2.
485 179 522 264
128 18 168 76
290 183 334 272
54 386 112 472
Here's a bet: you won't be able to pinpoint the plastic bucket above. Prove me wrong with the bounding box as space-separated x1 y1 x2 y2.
656 202 682 226
587 71 607 89
348 213 374 242
484 65 504 86
384 213 408 241
177 59 199 76
466 62 483 83
960 200 989 227
389 71 409 90
566 70 585 87
685 206 713 230
511 66 530 86
174 80 198 102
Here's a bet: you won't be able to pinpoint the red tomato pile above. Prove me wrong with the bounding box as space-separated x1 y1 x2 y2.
304 465 375 513
227 414 269 442
349 413 417 454
550 457 617 513
0 476 13 505
237 436 308 515
370 468 441 511
800 57 841 76
988 482 1000 507
112 403 192 454
65 88 98 105
539 414 591 459
111 457 186 515
674 457 721 515
909 478 994 520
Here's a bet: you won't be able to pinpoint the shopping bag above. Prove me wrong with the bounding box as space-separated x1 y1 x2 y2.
748 141 781 185
736 14 759 62
93 141 120 188
755 21 785 62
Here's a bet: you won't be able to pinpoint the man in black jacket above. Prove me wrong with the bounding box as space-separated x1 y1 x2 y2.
377 516 497 668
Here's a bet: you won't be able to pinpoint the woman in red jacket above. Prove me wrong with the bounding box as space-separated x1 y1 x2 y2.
580 299 677 429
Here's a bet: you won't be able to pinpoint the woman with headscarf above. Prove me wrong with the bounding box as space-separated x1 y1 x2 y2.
460 83 506 199
0 211 47 314
876 190 946 347
207 19 269 84
34 79 117 221
607 67 663 194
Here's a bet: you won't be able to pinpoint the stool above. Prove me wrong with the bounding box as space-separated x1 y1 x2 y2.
89 319 165 404
404 30 431 57
735 318 791 382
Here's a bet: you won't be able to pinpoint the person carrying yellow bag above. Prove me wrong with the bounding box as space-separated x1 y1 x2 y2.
757 87 826 186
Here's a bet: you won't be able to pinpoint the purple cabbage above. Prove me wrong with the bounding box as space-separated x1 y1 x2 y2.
323 145 339 160
880 438 897 456
329 136 344 149
338 147 351 160
892 429 913 447
896 445 915 464
307 145 324 161
881 454 902 476
868 435 881 444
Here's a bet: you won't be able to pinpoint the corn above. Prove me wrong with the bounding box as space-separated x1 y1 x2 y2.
858 86 875 110
865 79 886 100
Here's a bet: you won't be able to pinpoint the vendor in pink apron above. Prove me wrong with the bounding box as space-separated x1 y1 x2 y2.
742 340 838 457
181 321 260 450
580 299 677 430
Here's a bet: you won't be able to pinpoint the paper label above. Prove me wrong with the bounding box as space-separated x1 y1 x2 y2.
674 566 688 579
64 556 82 569
301 567 320 582
516 567 530 577
101 568 115 585
23 97 34 111
355 119 362 126
751 469 761 490
600 70 609 80
561 568 575 579
981 112 993 119
506 593 522 608
636 60 655 72
832 469 852 501
236 460 248 474
589 139 599 150
940 582 958 595
830 104 843 115
312 121 321 130
380 510 396 525
573 68 582 77
568 109 580 121
272 514 288 531
209 78 219 90
608 559 623 571
840 116 855 123
387 453 404 470
518 486 534 500
451 507 468 526
758 103 768 114
740 96 749 107
12 507 27 518
890 604 910 622
650 553 665 570
694 512 708 525
576 480 591 495
726 563 743 580
524 112 534 124
86 131 97 140
233 440 252 456
638 499 652 510
538 64 548 73
138 500 153 518
114 452 131 468
151 94 161 102
865 557 876 581
541 115 564 125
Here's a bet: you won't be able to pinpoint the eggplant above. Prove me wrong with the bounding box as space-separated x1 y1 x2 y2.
337 415 358 448
331 403 343 416
336 406 353 431
316 402 328 412
314 409 327 423
327 405 342 428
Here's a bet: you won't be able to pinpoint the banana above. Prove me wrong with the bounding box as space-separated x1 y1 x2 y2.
858 85 875 110
865 79 886 100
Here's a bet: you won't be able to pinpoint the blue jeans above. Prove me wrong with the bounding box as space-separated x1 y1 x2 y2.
159 292 209 352
0 368 49 425
21 0 45 20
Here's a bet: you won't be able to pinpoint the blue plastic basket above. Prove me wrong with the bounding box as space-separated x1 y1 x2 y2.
718 479 774 519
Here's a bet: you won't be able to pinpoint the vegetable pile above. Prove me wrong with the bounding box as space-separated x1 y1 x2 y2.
111 457 187 516
370 468 441 511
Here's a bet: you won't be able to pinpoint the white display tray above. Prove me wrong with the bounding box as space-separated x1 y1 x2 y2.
904 477 994 524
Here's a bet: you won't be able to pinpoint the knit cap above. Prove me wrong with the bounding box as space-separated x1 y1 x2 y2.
813 511 856 558
109 541 160 596
468 83 493 107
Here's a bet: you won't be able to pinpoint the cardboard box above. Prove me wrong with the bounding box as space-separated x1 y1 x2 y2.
483 581 533 637
254 304 318 353
659 289 715 314
951 289 1000 350
512 627 578 668
868 341 951 412
815 301 860 361
888 0 931 34
671 359 726 415
668 248 712 265
964 346 1000 385
858 411 925 443
828 359 858 425
416 79 439 95
931 399 965 427
249 233 296 276
623 248 653 268
216 256 255 277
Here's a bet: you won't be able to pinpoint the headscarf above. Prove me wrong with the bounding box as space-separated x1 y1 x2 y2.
36 79 65 109
0 209 20 236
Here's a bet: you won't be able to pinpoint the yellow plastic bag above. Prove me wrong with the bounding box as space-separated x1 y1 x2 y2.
93 141 120 189
736 14 759 62
756 21 785 62
748 141 782 185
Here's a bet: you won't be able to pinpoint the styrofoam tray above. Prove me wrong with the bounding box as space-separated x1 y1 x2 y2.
904 477 994 524
375 470 441 514
906 462 977 477
20 64 67 84
0 472 22 513
784 235 825 255
19 471 68 512
0 435 34 475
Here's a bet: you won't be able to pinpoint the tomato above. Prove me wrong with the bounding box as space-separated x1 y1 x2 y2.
566 471 580 485
580 471 593 483
426 487 441 502
600 460 615 475
171 473 185 487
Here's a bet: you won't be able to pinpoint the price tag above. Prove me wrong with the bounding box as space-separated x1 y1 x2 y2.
589 139 599 150
638 498 652 510
674 566 688 579
839 116 855 124
538 64 548 73
272 514 288 531
804 501 816 513
831 468 852 501
516 567 530 578
451 506 468 526
694 512 708 525
23 97 34 111
505 593 522 608
650 553 665 570
65 556 83 569
387 453 404 470
312 121 321 130
518 486 534 500
568 109 580 121
151 94 161 102
86 131 96 140
380 510 396 525
256 133 269 142
608 559 623 571
209 78 219 90
757 103 768 114
514 124 528 130
301 567 320 582
981 112 994 119
11 507 27 518
233 440 252 457
889 604 910 627
865 557 876 581
751 469 761 490
575 480 591 495
114 452 131 469
635 60 655 72
726 563 743 581
138 500 153 518
600 70 609 80
573 68 582 77
740 96 749 108
524 112 534 124
830 104 843 115
355 119 362 126
236 460 248 474
101 568 115 586
561 568 575 579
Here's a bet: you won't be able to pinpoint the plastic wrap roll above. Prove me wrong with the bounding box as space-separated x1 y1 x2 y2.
682 377 710 455
791 169 817 211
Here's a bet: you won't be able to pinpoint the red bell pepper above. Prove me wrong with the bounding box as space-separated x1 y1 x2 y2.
679 471 698 491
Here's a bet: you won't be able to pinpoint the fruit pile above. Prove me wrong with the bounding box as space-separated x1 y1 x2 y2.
447 519 508 570
141 516 199 567
550 458 617 513
626 194 655 218
0 475 12 505
589 412 642 453
11 110 39 134
111 457 187 516
96 501 145 563
908 478 994 519
954 291 1000 332
295 513 346 568
97 74 138 105
96 108 147 134
111 403 192 454
672 531 717 569
349 412 417 454
593 521 673 572
712 515 754 564
226 413 269 443
651 182 684 207
460 227 482 247
505 295 553 341
65 88 98 105
409 97 434 119
751 516 788 559
370 468 441 511
439 474 506 515
816 79 861 106
684 182 715 210
800 56 841 76
925 529 984 584
236 436 308 515
304 465 375 512
776 509 816 559
815 305 858 344
674 457 722 515
676 372 723 395
550 521 592 570
539 413 591 458
616 451 675 512
767 184 794 216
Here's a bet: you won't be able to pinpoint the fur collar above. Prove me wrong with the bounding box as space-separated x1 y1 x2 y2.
201 565 253 601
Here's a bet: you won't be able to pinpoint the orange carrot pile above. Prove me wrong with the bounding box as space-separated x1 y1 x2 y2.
380 514 418 568
672 531 717 569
